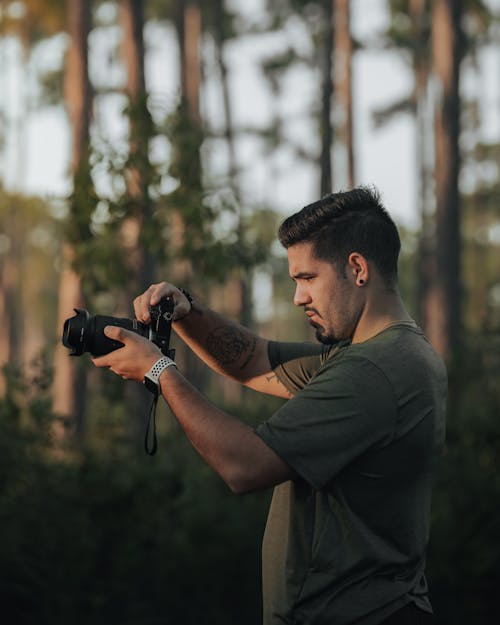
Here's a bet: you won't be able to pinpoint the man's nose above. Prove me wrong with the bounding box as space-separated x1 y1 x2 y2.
293 284 311 307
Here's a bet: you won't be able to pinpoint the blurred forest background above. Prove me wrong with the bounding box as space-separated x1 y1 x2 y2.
0 0 499 623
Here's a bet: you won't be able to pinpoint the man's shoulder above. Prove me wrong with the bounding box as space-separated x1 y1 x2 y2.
338 324 447 390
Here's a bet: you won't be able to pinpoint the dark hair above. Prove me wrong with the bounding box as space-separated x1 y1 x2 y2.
278 186 401 283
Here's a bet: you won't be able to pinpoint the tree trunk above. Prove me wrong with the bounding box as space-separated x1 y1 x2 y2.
171 0 207 389
212 0 252 322
410 0 432 213
0 209 19 397
118 0 159 432
333 0 354 188
210 0 252 403
179 0 202 125
320 0 334 196
52 0 92 436
422 0 462 361
410 0 434 330
119 0 155 304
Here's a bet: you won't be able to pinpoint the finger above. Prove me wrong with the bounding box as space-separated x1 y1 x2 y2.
104 325 134 342
91 355 108 368
134 283 170 321
134 284 158 322
104 326 148 348
149 282 171 306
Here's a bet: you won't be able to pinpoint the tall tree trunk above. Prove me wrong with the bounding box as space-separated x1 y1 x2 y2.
0 207 20 397
212 0 251 326
171 0 207 389
411 0 434 329
422 0 462 361
333 0 354 188
119 0 155 303
211 0 253 404
52 0 92 437
179 0 202 125
118 0 158 433
320 0 334 196
410 0 432 214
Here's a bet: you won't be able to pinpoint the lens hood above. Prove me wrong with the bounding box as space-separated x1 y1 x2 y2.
62 308 90 356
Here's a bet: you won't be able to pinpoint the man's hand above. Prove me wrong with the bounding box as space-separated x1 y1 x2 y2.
92 326 162 381
134 282 191 323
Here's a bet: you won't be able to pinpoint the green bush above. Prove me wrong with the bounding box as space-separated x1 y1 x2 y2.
0 367 271 625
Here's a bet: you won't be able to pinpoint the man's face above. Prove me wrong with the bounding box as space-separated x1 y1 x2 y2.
287 241 361 344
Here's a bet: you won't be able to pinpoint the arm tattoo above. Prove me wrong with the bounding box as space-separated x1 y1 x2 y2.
206 326 251 365
265 372 293 398
239 336 257 371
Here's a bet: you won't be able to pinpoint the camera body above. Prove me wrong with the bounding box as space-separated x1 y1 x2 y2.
62 297 175 358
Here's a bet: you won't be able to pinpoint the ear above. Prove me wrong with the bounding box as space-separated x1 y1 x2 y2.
347 253 369 287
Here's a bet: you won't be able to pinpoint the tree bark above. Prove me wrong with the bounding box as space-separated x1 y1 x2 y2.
333 0 354 188
171 0 207 389
0 211 19 397
320 0 334 196
423 0 462 360
119 0 155 303
52 0 92 434
179 0 202 125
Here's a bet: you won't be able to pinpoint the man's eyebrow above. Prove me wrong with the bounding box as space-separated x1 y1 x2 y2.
290 271 316 281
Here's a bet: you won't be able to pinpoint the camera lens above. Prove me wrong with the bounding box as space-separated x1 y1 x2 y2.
62 309 90 356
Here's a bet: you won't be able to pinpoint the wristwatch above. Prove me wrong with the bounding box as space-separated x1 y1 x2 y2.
143 356 177 394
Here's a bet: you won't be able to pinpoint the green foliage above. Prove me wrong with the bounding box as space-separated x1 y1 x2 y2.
0 364 271 625
427 335 500 624
0 191 60 357
396 226 420 317
166 105 212 262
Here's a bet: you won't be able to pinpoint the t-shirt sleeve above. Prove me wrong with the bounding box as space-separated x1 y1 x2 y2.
256 356 397 489
267 340 334 394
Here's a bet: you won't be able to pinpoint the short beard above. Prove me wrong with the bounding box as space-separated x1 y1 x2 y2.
314 328 338 345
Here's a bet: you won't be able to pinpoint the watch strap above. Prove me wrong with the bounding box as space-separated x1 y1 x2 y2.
143 356 177 455
144 356 177 394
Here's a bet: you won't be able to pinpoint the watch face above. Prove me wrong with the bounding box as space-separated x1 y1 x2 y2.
144 375 159 395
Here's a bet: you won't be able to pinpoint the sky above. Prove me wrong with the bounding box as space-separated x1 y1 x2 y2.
1 0 499 231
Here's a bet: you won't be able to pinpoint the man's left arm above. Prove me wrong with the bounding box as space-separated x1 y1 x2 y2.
92 326 295 494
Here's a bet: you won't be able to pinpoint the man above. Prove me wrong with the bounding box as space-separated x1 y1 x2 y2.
93 186 447 625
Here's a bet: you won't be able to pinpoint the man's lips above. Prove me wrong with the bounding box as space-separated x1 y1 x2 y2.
305 308 320 319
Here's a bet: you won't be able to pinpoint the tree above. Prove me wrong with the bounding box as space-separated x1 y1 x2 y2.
118 0 156 304
378 0 487 361
0 195 21 396
320 0 334 195
421 0 463 360
52 0 94 436
333 0 354 188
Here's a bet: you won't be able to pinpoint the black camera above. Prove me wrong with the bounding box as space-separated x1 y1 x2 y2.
62 297 175 358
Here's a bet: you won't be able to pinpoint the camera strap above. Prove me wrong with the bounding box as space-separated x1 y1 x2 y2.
145 391 159 455
143 297 176 456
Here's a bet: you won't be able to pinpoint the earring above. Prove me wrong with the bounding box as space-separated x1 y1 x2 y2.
358 279 365 285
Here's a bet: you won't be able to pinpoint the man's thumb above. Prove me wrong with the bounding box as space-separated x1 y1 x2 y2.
104 325 122 340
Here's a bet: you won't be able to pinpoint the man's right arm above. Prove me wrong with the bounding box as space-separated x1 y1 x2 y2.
133 282 294 399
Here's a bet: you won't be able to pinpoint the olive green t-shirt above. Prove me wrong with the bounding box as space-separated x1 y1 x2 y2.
255 324 447 625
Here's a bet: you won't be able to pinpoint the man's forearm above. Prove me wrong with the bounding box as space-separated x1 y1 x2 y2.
158 366 294 494
132 282 290 398
173 299 269 384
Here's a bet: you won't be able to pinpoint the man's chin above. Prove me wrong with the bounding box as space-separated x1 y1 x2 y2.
315 329 338 345
309 319 340 345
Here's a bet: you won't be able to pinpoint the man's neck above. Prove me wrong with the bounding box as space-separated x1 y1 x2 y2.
351 290 413 344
